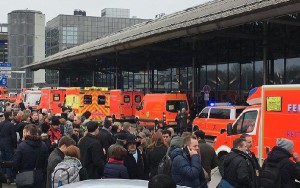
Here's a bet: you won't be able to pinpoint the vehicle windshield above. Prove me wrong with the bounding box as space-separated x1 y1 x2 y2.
233 110 258 134
166 100 188 112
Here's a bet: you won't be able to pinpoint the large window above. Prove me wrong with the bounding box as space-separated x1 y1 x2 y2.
286 58 300 84
62 26 78 44
209 108 230 119
233 110 258 134
241 62 253 90
166 100 188 112
217 64 228 90
229 63 240 90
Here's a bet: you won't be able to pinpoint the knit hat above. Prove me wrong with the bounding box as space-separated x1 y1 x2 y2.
277 138 294 152
86 121 99 132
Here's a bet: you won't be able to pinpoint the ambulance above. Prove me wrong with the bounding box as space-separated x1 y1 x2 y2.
135 93 189 129
0 86 8 100
23 89 41 110
65 87 110 120
110 90 144 122
214 85 300 173
38 88 66 114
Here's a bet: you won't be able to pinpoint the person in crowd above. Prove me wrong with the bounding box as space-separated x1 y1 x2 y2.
167 128 175 138
179 108 188 135
60 115 72 137
190 102 198 120
137 132 148 153
148 174 176 188
67 112 75 123
240 134 260 186
122 122 132 135
78 121 105 179
71 124 80 144
222 138 256 188
146 132 168 178
81 111 91 126
111 124 119 136
46 136 76 188
108 133 127 158
40 114 50 134
30 111 40 127
48 117 62 148
136 126 144 135
104 146 129 179
51 145 87 187
98 118 115 161
175 110 181 135
171 135 206 188
162 130 172 146
13 124 48 188
124 135 148 180
73 116 84 137
15 111 23 124
0 111 17 184
16 110 31 142
143 128 151 145
194 130 218 182
18 99 26 111
261 138 300 188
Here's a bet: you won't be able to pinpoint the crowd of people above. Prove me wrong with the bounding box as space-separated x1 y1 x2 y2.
0 102 299 188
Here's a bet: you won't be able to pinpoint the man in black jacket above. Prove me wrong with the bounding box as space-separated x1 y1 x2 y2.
261 138 300 188
78 121 105 179
0 111 16 183
46 136 76 188
194 130 218 182
223 138 256 188
97 118 114 161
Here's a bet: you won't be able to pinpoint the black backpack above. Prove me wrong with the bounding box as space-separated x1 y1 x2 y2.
157 154 172 175
259 158 288 188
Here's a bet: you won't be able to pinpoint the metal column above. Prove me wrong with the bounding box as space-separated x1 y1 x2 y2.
263 22 268 85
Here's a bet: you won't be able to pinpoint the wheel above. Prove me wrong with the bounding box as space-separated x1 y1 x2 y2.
218 155 226 177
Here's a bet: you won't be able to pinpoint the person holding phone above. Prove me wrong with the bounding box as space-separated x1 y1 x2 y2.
170 135 207 188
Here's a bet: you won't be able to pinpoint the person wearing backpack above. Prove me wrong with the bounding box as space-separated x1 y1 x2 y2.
51 145 87 188
220 138 257 188
260 138 300 188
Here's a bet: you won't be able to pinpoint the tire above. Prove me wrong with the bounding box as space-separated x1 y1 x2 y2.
218 155 226 177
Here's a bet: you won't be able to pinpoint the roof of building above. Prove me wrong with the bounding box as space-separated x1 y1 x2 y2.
24 0 299 70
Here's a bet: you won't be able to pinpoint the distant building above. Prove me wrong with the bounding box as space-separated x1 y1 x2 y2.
8 10 45 91
0 24 8 63
45 8 149 86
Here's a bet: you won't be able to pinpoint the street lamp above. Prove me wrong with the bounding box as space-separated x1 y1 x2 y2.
12 71 26 92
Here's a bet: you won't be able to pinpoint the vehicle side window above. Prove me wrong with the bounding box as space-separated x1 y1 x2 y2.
84 95 92 104
135 95 141 103
210 108 230 119
166 100 187 112
139 101 144 110
124 95 130 103
98 95 106 105
199 108 209 118
53 94 60 101
233 110 258 134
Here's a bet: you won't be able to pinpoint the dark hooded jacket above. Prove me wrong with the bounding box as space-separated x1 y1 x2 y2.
13 138 48 188
0 120 17 149
262 146 300 188
171 148 206 188
223 148 256 188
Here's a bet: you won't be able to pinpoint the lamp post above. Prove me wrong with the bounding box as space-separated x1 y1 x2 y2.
12 71 26 92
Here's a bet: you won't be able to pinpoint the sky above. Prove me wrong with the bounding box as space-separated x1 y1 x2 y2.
0 0 210 23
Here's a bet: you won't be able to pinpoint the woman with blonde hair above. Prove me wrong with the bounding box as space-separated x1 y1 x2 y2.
146 132 168 178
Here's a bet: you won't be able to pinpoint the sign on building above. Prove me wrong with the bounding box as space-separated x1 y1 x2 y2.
0 62 11 78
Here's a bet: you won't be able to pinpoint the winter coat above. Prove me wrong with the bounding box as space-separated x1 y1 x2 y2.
124 149 148 180
104 158 129 179
78 133 105 179
13 138 48 188
0 120 17 150
48 126 62 144
64 121 73 137
179 112 188 128
199 139 218 181
46 148 64 188
146 145 168 178
97 128 114 160
223 148 256 188
171 148 206 188
263 146 300 188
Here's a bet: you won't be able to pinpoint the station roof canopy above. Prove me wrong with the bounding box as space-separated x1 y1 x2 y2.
24 0 300 71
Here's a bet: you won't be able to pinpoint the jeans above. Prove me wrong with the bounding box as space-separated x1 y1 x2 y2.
0 148 14 181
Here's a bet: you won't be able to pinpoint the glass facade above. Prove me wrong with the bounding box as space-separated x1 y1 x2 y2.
0 24 8 63
45 13 149 86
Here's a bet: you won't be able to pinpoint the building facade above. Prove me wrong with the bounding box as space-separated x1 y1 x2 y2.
45 9 149 86
0 24 8 64
8 10 45 91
